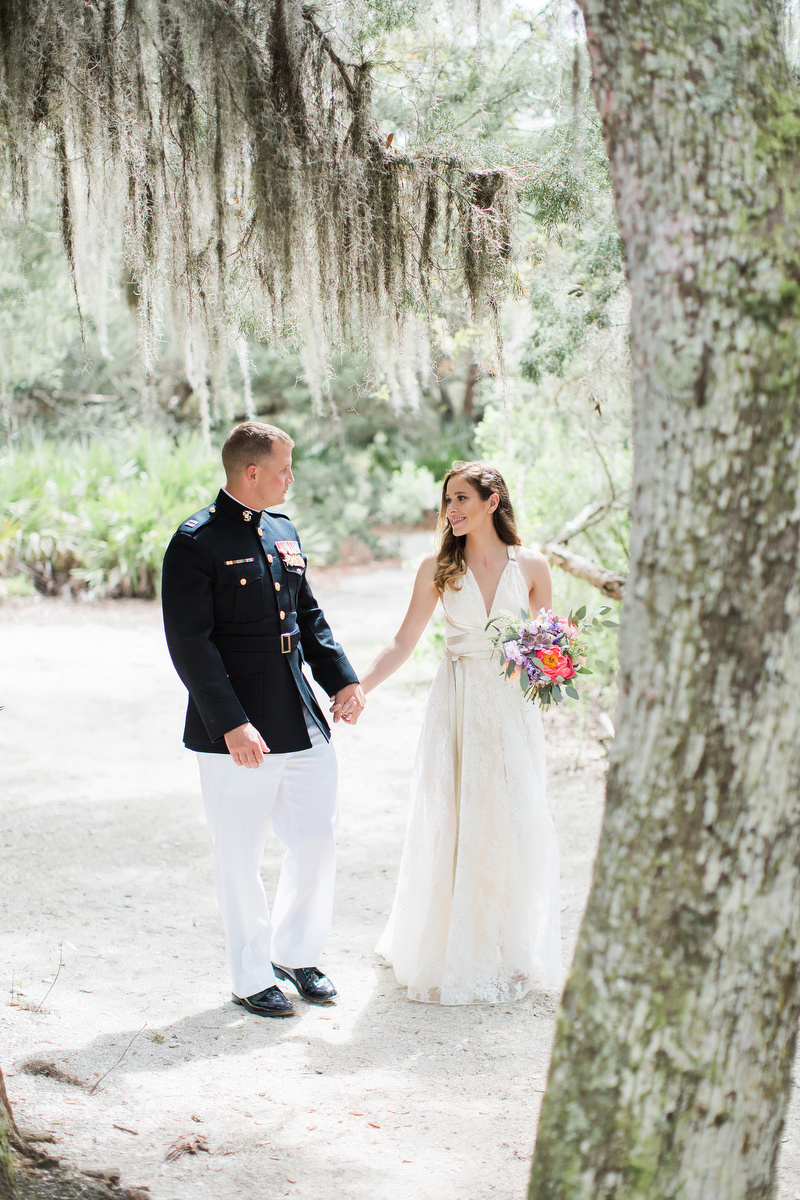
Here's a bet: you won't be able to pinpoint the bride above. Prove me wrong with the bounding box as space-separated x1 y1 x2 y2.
359 461 563 1005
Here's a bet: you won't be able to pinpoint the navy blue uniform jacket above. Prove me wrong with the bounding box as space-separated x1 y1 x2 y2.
162 487 358 754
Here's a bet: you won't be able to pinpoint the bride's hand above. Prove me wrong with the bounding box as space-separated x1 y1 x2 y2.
330 682 366 724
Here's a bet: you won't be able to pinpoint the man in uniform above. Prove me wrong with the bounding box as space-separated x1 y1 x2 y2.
162 422 365 1018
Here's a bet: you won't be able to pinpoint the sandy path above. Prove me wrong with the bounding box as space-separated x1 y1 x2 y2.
1 559 798 1200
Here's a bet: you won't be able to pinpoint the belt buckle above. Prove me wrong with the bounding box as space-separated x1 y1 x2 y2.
280 632 292 654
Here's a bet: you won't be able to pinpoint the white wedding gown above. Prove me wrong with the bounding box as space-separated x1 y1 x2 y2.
376 547 563 1004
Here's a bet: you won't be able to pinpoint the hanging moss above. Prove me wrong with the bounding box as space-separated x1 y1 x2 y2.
0 0 519 361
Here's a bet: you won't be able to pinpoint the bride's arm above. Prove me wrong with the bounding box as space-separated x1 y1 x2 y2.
516 546 553 612
360 555 439 694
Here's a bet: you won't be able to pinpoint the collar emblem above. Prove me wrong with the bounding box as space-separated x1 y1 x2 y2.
242 510 252 522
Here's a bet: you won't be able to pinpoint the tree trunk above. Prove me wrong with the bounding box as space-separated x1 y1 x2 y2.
0 1067 22 1199
529 4 800 1197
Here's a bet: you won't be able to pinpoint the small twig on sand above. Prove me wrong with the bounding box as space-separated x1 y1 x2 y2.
89 1022 147 1095
34 943 63 1013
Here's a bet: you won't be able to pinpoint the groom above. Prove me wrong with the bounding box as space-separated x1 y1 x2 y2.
162 421 365 1017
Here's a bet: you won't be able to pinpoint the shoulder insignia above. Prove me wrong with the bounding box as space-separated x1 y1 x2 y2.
178 505 216 536
265 509 292 520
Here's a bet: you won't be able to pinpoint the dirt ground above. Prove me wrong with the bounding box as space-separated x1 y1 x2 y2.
1 553 799 1200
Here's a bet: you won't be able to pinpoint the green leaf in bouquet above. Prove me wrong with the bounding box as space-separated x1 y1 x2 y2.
565 685 580 700
594 658 608 671
505 660 516 677
602 620 619 628
520 607 530 620
593 606 612 616
552 685 562 704
519 668 529 692
576 666 593 675
575 605 586 620
568 610 574 625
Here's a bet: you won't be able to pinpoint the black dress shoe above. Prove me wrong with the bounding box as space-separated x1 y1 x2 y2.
231 986 294 1018
272 964 337 1004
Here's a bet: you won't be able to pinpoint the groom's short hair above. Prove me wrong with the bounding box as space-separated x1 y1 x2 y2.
222 422 294 476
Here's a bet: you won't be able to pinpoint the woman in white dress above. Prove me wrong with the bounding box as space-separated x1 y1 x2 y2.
359 461 563 1005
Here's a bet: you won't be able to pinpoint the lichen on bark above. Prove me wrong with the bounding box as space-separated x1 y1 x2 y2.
529 2 800 1197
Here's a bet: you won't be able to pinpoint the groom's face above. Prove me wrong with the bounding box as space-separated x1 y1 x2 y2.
246 441 295 510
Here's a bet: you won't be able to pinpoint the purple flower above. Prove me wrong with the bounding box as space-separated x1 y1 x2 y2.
503 640 526 666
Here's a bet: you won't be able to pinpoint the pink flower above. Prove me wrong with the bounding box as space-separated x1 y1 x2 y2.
536 645 575 681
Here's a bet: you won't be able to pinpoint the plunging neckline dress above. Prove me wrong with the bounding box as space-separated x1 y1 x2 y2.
376 547 563 1005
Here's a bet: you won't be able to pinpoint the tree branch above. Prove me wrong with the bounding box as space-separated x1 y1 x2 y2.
542 541 626 601
551 499 611 544
301 7 356 98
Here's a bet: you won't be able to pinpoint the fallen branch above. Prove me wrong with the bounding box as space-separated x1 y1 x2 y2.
543 542 626 602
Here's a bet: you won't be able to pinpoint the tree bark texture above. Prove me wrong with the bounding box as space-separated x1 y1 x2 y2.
529 4 800 1198
0 1068 21 1199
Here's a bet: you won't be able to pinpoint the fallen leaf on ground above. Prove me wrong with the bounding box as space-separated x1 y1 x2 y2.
165 1134 210 1162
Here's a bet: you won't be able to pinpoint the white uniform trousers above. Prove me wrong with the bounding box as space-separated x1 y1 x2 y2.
196 716 338 999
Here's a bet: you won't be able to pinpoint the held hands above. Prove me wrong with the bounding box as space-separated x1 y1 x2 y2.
330 682 366 725
224 722 270 767
224 687 365 764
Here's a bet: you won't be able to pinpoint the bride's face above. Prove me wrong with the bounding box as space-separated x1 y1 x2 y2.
444 475 498 536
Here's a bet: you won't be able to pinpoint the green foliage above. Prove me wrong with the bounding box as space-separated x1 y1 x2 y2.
0 426 443 597
0 433 220 597
519 118 627 390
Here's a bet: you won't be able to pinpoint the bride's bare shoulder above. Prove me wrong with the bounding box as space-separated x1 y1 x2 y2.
515 545 550 583
515 545 547 567
416 553 438 582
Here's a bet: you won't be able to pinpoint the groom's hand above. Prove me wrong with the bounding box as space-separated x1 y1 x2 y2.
224 722 270 767
330 683 366 725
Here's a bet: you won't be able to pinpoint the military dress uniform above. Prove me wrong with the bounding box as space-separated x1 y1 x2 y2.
161 486 358 1000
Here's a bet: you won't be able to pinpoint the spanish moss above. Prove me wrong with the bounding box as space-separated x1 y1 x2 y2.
0 0 519 363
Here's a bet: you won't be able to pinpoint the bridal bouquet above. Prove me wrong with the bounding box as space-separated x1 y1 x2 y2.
486 604 616 709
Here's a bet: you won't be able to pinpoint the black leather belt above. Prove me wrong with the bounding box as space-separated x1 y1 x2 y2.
213 630 300 655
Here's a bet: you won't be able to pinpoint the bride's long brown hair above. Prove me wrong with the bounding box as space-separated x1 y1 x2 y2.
433 462 521 595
